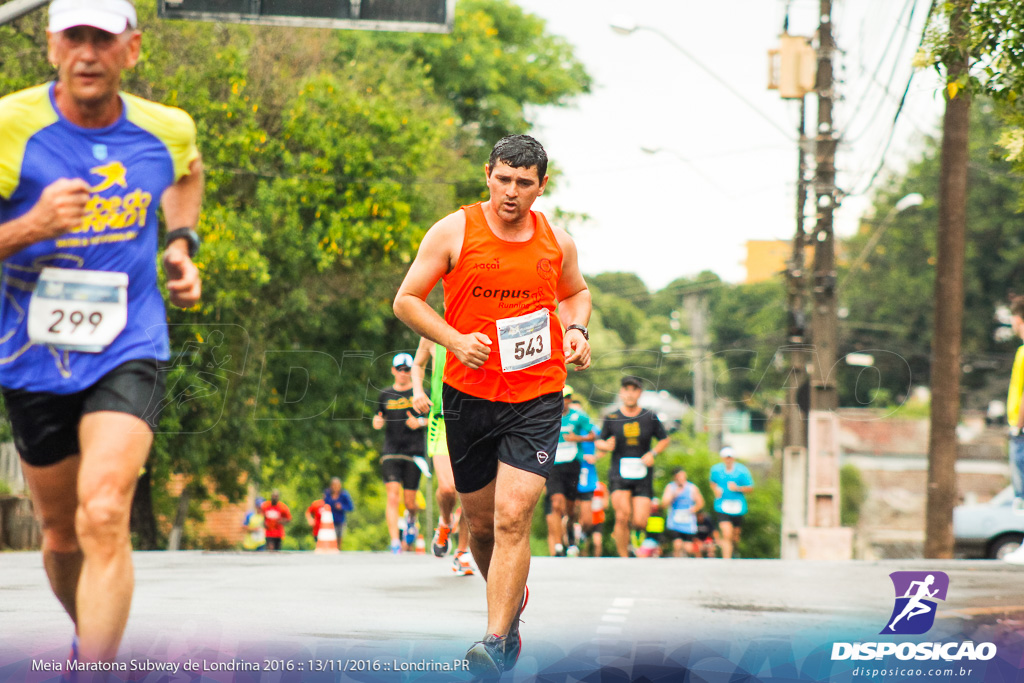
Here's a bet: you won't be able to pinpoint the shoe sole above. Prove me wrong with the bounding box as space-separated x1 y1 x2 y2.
465 643 503 678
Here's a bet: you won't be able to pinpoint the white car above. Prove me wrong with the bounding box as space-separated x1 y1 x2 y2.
953 486 1024 559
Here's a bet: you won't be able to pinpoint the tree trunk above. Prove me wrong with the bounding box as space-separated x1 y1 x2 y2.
925 0 972 559
130 469 159 550
168 485 191 552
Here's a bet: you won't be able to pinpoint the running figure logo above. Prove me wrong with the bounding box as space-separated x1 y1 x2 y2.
882 571 949 635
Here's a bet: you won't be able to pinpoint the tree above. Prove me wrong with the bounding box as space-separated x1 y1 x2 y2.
0 0 592 548
838 103 1022 410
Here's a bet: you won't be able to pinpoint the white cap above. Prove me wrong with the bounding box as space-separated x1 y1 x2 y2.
719 446 737 459
49 0 138 34
392 353 414 368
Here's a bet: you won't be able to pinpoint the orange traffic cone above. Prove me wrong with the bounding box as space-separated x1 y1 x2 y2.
314 505 339 554
414 535 426 554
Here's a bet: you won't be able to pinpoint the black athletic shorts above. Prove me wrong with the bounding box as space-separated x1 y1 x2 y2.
442 384 561 494
380 455 422 490
717 512 745 529
2 358 165 468
576 490 594 502
547 461 581 500
667 530 696 542
608 469 654 499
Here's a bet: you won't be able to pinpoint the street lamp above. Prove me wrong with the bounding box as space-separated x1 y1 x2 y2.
611 19 794 142
838 193 924 292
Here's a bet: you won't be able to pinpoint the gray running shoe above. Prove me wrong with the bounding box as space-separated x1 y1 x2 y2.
466 634 505 678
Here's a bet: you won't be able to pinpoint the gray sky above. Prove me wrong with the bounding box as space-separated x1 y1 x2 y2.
514 0 944 291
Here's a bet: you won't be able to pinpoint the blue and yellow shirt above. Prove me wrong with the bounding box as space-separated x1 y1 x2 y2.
0 83 198 393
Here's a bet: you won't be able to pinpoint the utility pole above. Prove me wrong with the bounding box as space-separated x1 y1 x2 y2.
925 0 972 559
786 98 809 450
769 18 816 559
686 292 710 435
810 0 838 413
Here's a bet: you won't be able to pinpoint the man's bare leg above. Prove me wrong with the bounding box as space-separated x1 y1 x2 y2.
461 463 545 636
21 456 84 626
456 511 471 553
610 490 633 557
384 481 402 543
434 452 457 526
631 496 651 537
75 411 152 662
719 520 736 559
461 478 497 578
546 492 567 554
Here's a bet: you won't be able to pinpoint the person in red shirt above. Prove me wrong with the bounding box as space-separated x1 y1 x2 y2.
260 489 291 551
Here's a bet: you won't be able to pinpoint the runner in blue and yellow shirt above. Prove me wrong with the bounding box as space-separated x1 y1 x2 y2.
0 0 203 664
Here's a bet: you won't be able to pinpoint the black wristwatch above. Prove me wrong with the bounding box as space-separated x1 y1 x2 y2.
165 227 200 258
565 324 589 340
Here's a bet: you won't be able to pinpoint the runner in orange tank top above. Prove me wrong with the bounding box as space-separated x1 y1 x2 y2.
394 135 591 677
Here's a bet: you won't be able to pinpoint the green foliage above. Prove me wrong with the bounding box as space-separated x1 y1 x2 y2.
0 0 591 546
337 0 592 163
840 464 868 528
839 102 1024 405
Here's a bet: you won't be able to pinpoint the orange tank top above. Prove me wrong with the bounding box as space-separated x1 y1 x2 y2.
443 202 566 402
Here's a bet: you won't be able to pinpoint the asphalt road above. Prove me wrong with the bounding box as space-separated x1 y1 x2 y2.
1 552 1022 682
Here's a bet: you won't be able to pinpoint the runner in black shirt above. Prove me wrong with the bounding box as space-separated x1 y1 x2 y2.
596 376 670 557
373 353 427 553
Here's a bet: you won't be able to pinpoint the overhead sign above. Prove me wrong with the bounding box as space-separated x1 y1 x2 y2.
158 0 455 34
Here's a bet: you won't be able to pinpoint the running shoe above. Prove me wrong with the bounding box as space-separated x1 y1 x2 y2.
390 539 402 554
452 550 474 576
503 586 529 671
554 542 565 557
432 523 452 557
465 634 505 678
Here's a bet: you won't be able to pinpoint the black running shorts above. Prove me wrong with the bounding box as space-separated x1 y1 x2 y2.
547 461 581 501
608 468 655 499
442 384 561 494
2 359 165 468
716 512 745 529
380 455 422 490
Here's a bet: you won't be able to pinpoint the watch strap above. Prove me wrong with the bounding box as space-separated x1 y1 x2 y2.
566 323 589 340
165 227 200 258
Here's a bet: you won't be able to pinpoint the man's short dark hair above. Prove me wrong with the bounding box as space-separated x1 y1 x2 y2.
621 376 643 389
488 134 547 180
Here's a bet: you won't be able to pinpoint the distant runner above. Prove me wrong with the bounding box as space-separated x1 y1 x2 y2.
372 352 427 553
709 446 754 560
411 337 474 575
596 376 670 558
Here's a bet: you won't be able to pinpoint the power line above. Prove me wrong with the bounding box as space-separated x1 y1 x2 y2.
839 0 916 141
848 0 937 198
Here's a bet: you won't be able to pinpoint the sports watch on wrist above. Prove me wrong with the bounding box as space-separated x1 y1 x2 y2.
165 227 200 258
565 323 589 340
